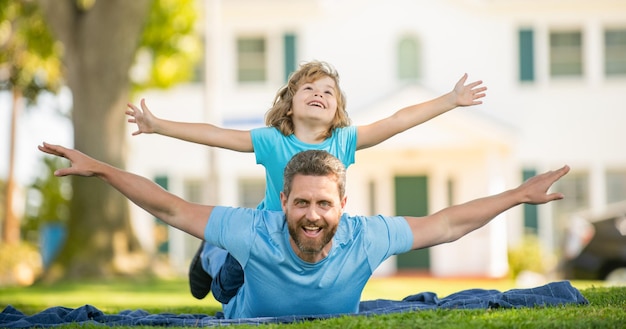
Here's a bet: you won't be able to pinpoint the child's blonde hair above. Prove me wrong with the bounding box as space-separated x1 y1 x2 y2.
265 61 351 138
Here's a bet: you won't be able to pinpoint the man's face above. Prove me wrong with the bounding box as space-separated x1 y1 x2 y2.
281 174 346 263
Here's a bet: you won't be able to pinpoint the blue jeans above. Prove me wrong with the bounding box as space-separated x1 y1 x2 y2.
201 243 244 304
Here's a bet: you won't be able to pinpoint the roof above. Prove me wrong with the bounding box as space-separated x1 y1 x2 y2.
351 83 518 150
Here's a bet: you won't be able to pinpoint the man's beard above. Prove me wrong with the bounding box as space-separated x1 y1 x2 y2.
288 217 337 255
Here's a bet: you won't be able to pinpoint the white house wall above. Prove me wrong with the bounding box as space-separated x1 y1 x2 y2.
126 0 626 277
126 84 210 273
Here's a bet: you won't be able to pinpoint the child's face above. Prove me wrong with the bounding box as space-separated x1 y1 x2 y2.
291 76 338 126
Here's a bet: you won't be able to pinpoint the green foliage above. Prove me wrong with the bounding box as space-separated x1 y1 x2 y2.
21 156 71 239
0 242 42 286
0 0 202 100
0 179 5 223
508 234 549 278
0 0 63 102
131 0 203 91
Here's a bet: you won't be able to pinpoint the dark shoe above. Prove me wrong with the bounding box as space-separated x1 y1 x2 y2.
189 242 213 299
211 253 245 304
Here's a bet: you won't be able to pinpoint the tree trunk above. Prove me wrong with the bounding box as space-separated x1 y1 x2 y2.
1 88 23 246
37 0 152 280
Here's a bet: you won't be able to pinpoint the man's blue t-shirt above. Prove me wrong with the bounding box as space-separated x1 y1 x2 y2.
205 206 413 319
250 126 357 211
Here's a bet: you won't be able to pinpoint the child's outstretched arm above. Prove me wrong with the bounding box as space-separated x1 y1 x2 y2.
356 74 486 149
126 99 254 152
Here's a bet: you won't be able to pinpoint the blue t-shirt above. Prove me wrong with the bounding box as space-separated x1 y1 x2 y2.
205 206 413 319
250 126 357 211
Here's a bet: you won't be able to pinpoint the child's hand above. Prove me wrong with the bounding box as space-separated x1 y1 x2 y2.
126 98 157 135
453 73 487 107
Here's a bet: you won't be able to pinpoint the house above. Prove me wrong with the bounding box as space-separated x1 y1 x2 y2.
127 0 626 278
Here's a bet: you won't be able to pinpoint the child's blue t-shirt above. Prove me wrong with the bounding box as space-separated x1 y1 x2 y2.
250 126 357 211
205 206 414 319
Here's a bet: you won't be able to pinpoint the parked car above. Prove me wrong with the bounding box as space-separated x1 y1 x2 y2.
561 201 626 283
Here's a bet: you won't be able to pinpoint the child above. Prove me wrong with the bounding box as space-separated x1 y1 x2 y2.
126 60 486 303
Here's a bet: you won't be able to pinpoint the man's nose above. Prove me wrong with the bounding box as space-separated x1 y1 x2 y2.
306 206 321 220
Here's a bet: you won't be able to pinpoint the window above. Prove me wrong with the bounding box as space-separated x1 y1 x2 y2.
184 179 203 203
519 29 535 82
550 31 583 77
552 171 589 250
237 37 266 82
239 179 266 208
605 28 626 76
553 171 589 220
606 170 626 203
368 180 376 216
397 36 421 80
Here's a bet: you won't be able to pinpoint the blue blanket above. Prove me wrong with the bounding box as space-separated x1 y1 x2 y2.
0 281 588 328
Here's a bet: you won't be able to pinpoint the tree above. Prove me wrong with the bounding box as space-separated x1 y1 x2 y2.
0 0 63 246
35 0 201 280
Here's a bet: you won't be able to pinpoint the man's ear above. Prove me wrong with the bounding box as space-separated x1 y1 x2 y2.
340 196 347 210
280 192 288 211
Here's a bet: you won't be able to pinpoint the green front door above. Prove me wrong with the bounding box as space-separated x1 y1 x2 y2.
394 176 430 270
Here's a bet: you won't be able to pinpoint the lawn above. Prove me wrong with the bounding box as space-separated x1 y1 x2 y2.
1 277 624 328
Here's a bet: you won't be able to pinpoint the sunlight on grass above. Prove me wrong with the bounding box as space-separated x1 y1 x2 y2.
361 276 605 300
362 276 513 300
0 276 606 315
1 279 221 313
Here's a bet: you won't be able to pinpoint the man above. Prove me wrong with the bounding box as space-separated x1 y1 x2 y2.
38 142 570 319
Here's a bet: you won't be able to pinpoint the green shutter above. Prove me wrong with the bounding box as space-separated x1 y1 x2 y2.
153 175 170 253
523 169 538 234
519 29 535 82
154 175 169 190
284 34 297 82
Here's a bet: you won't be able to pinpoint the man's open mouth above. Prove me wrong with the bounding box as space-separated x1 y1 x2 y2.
302 225 322 237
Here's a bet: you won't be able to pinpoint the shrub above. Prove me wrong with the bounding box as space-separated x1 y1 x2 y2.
508 234 550 279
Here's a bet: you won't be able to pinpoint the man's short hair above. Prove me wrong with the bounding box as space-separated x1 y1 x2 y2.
283 150 346 198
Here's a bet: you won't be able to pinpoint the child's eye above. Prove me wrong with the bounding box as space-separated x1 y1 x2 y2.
325 90 334 95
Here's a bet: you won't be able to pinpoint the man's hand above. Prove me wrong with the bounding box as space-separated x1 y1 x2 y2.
517 165 570 204
37 142 99 177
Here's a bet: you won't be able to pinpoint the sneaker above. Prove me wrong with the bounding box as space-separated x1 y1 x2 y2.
211 253 244 304
188 241 213 299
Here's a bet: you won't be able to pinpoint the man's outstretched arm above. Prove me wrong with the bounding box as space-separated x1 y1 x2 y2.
406 165 570 250
38 142 211 240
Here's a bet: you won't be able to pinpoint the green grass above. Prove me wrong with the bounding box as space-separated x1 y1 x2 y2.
1 277 624 328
